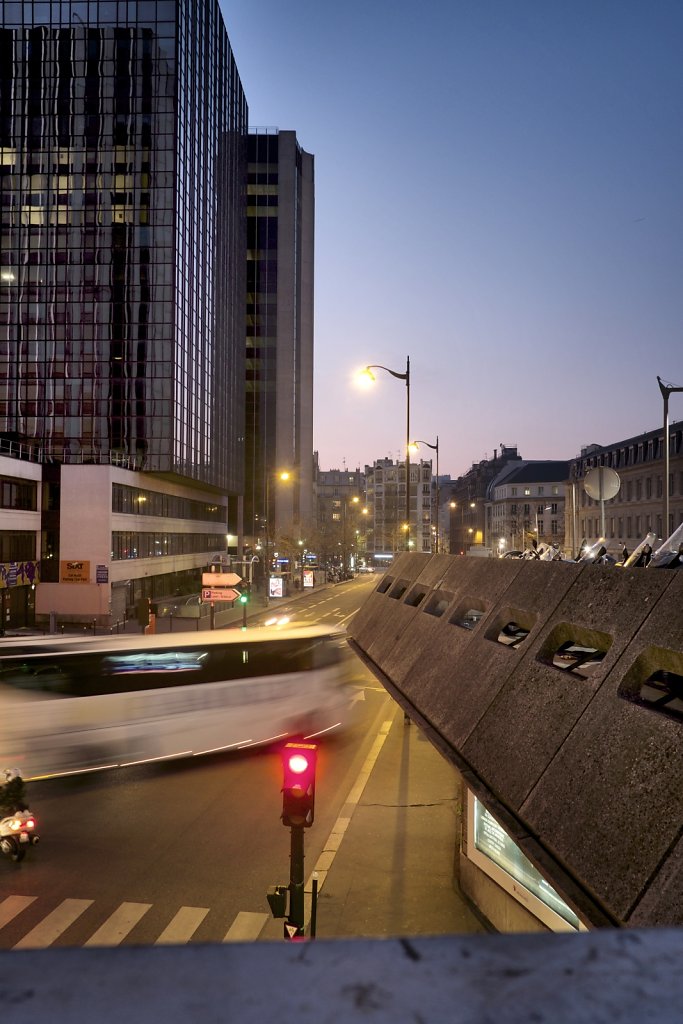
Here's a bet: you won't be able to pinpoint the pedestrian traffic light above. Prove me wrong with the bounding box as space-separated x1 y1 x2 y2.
281 741 317 828
238 589 249 605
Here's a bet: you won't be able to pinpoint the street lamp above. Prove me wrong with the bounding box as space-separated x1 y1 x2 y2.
448 499 476 552
264 470 291 600
341 495 361 574
410 436 439 553
297 539 306 589
535 505 553 541
658 376 683 539
358 356 411 550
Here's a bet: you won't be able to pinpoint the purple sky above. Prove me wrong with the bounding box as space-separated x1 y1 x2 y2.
220 0 683 479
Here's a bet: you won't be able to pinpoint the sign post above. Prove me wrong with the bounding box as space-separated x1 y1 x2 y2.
200 572 242 630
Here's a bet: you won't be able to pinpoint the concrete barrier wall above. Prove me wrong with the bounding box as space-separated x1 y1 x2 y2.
349 555 683 927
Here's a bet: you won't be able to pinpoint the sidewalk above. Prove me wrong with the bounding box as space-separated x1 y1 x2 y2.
4 582 333 640
306 709 488 939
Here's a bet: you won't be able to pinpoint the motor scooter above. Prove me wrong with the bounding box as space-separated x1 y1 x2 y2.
622 531 657 568
0 769 39 863
0 809 39 862
648 523 683 570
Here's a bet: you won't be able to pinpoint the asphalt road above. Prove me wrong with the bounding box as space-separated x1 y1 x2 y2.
0 576 393 949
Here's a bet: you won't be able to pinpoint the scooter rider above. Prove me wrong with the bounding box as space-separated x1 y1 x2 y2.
0 768 27 816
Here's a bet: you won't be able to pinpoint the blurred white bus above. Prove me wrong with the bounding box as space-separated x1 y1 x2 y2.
0 625 356 780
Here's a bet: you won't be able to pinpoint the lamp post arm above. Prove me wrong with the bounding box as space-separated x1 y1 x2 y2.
409 436 439 553
364 357 411 550
365 364 408 383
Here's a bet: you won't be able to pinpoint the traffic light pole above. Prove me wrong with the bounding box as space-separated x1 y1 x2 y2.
267 741 318 940
288 824 306 938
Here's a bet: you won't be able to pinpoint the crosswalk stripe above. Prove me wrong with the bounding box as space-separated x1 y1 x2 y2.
155 906 209 945
223 911 268 942
83 901 152 947
0 895 37 931
13 898 93 950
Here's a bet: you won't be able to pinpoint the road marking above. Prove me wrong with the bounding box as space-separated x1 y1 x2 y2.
224 711 396 945
223 911 269 942
83 901 151 947
155 906 209 945
306 709 397 899
13 898 93 949
0 895 36 931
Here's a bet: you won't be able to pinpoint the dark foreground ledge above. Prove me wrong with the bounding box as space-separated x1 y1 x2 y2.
2 929 682 1023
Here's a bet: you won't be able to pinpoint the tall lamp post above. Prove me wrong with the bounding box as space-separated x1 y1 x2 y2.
341 495 361 575
658 376 683 539
535 504 552 542
359 356 411 549
264 470 291 600
410 436 439 553
449 499 475 553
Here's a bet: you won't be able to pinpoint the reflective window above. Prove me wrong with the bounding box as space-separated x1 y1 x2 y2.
0 2 247 494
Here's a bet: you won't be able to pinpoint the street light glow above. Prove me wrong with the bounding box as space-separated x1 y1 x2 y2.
356 367 376 388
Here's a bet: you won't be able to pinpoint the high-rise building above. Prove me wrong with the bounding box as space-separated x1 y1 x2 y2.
244 130 314 564
0 0 248 626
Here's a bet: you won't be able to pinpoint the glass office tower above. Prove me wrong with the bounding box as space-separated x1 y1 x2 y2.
245 130 314 550
0 0 247 493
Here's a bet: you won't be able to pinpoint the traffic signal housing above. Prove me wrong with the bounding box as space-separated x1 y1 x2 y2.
281 742 317 828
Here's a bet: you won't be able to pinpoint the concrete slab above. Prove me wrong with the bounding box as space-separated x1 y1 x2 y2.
519 567 683 922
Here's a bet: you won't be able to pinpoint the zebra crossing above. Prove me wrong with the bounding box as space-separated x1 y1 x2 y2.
0 894 269 950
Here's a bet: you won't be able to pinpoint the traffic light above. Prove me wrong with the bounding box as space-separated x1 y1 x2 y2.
281 742 317 828
266 885 288 918
238 589 249 605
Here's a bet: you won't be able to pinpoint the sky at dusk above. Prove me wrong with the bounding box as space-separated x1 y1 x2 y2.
220 0 683 479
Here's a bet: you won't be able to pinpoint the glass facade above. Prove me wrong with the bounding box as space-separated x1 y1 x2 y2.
0 0 247 492
244 130 315 546
245 131 279 540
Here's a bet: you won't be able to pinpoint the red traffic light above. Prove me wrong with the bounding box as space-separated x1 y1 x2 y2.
281 742 317 827
287 752 311 776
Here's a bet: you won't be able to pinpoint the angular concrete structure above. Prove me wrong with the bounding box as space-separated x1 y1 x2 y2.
349 555 683 927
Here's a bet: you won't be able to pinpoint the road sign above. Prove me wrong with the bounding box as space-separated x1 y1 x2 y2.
202 572 242 587
201 588 239 603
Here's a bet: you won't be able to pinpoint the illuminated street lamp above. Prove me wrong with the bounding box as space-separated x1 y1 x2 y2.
264 471 292 600
449 499 475 553
410 436 439 552
535 505 553 541
341 495 361 573
358 356 411 550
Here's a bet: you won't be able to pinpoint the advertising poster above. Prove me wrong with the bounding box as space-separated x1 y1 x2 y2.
303 569 314 589
60 560 90 583
472 797 580 929
269 576 284 598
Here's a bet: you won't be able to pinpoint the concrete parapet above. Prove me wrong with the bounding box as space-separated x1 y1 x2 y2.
4 927 683 1024
348 554 683 926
